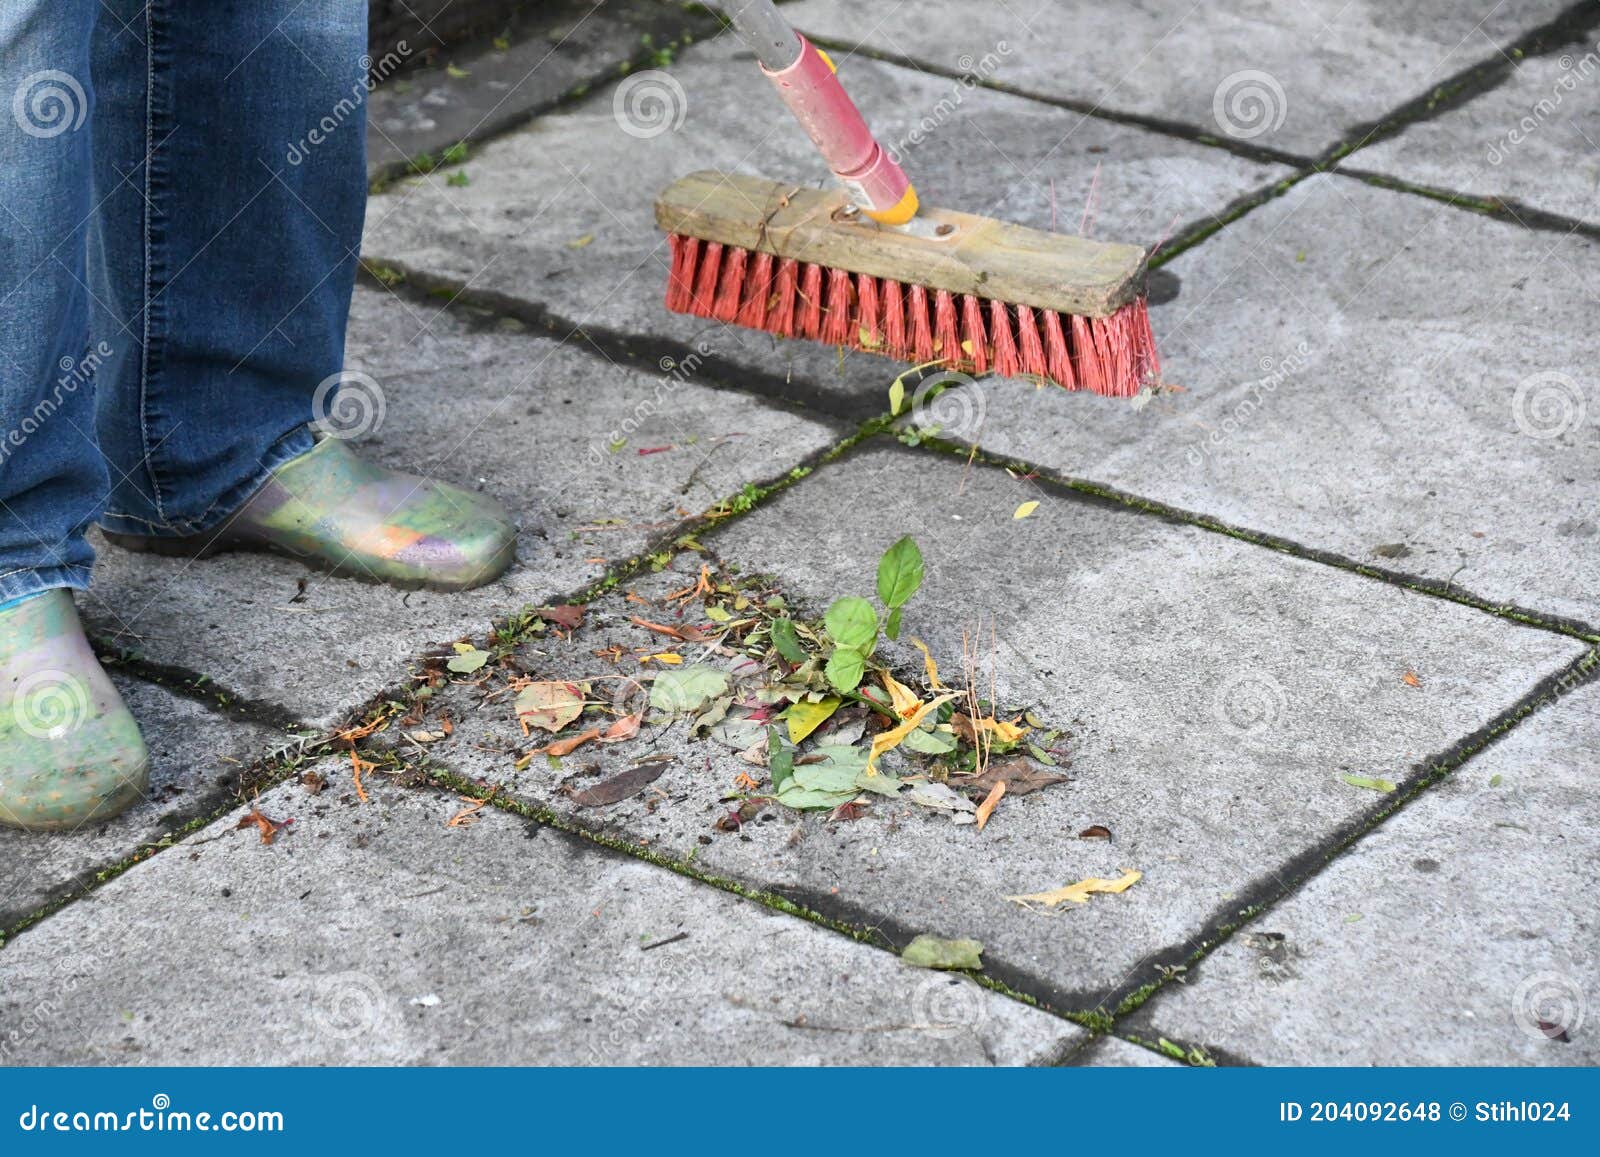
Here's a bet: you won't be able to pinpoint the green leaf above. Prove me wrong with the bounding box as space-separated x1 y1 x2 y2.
889 374 907 416
775 785 858 811
824 596 877 650
884 606 903 641
446 643 489 674
783 696 841 744
703 604 732 622
1341 773 1396 794
853 769 903 796
901 934 984 971
770 618 809 664
767 726 795 793
876 536 924 609
825 647 866 693
649 665 730 713
901 726 957 755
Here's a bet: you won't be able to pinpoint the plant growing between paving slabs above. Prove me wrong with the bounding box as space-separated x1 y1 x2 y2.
435 538 1083 834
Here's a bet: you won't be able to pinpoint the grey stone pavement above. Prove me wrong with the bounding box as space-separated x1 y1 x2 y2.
4 0 1598 1066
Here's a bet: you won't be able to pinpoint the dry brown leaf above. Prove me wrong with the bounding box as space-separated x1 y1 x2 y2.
600 712 642 743
539 604 585 630
236 806 283 846
974 781 1005 831
571 757 671 807
350 751 372 803
629 615 686 640
1402 670 1421 687
539 727 604 757
446 788 496 828
1006 869 1141 908
1078 824 1113 841
961 757 1069 799
909 638 945 690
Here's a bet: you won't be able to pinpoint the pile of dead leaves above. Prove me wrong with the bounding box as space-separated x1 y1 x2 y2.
489 541 1071 831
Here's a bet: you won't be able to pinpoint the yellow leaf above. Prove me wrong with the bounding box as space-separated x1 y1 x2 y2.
1005 869 1142 908
880 672 921 718
566 233 594 249
784 696 841 744
646 653 683 665
1013 501 1039 520
514 681 587 734
909 638 944 689
869 692 959 770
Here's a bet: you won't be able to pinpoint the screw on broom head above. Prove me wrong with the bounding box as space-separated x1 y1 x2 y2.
657 170 1159 397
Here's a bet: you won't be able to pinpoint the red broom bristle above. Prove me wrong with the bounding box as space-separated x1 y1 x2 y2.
933 290 960 363
661 232 1157 396
666 235 698 314
908 284 934 362
767 257 799 337
1090 314 1124 396
882 279 907 358
989 298 1019 378
711 246 747 323
798 263 824 339
960 294 988 373
737 250 773 330
856 274 880 348
1042 310 1076 389
1071 313 1105 395
1016 305 1047 379
691 241 723 315
822 266 853 344
1131 296 1160 382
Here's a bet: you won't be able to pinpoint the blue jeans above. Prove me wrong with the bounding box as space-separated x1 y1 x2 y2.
0 0 366 603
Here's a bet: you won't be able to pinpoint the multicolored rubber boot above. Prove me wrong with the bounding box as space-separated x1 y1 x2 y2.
104 437 518 592
0 590 150 832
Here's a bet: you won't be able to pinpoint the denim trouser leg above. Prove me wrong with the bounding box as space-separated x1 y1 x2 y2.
0 1 107 602
91 0 368 537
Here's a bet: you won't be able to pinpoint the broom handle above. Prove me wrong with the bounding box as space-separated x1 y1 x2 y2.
724 0 919 225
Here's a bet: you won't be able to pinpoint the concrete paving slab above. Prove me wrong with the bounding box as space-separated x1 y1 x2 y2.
769 0 1571 157
961 173 1600 629
1067 1037 1185 1067
367 0 722 177
81 287 840 729
1125 677 1600 1065
411 443 1584 1010
1350 38 1600 227
360 34 1290 417
0 677 282 935
0 766 1080 1065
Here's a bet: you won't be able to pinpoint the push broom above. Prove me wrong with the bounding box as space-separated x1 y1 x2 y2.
655 0 1159 396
